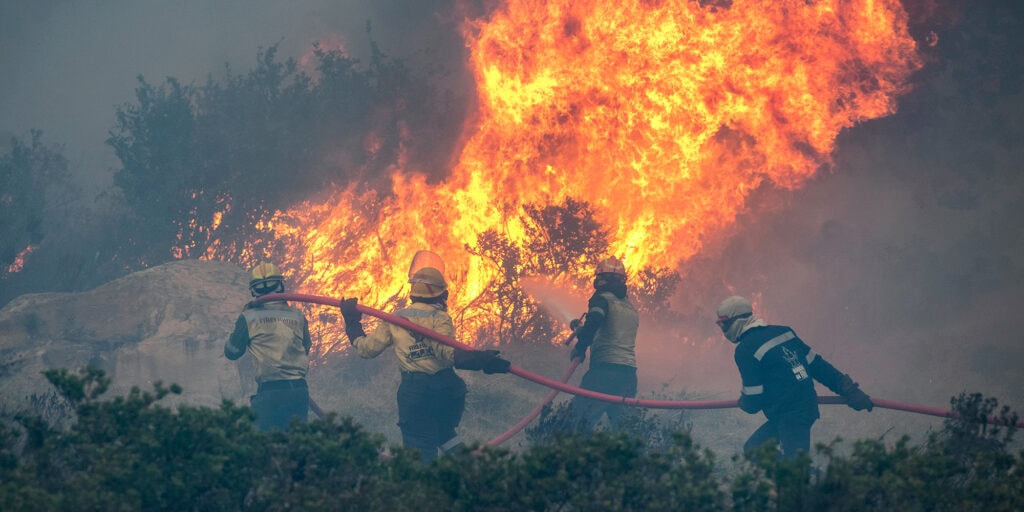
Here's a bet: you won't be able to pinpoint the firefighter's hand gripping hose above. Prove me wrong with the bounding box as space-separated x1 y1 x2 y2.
257 293 1024 441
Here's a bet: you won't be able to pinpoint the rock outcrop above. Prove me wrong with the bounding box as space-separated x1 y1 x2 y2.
0 260 253 408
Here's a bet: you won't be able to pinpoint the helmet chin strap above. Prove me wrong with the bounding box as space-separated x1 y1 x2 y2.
411 290 449 310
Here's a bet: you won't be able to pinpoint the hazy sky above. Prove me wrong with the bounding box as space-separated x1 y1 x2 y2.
0 0 467 193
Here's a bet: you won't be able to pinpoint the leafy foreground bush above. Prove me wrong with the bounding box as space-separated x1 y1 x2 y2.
1 369 1021 511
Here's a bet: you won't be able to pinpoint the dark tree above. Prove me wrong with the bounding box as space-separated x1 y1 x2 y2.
106 42 467 270
468 197 679 345
0 131 68 279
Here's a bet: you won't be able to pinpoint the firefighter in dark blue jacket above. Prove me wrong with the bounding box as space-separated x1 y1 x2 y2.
716 295 873 459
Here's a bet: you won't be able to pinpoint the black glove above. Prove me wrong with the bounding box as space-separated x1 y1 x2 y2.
340 298 362 323
569 318 582 331
454 349 510 373
340 298 366 342
839 374 874 412
570 342 588 363
738 394 762 414
482 352 512 374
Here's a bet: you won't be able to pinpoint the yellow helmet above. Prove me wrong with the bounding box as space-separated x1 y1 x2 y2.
595 256 626 277
249 262 284 296
409 267 447 298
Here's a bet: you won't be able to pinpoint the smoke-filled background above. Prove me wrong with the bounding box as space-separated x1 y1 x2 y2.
2 0 1022 445
0 0 475 191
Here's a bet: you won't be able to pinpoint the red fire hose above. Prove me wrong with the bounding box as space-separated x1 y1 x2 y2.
484 328 583 447
256 293 1024 435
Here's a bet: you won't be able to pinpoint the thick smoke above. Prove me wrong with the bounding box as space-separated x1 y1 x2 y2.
0 0 478 301
0 0 474 196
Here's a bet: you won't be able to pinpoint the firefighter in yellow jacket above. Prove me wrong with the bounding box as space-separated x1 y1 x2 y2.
566 256 640 433
340 259 510 463
225 262 312 432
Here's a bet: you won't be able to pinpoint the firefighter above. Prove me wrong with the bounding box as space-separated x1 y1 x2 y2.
340 260 511 463
716 295 874 459
225 262 312 432
565 256 640 433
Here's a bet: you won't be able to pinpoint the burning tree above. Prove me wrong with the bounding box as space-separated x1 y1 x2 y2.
95 1 925 353
106 43 467 271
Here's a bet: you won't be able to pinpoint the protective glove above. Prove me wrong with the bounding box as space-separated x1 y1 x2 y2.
339 298 362 323
570 342 588 363
838 374 874 412
738 394 762 414
340 298 366 342
569 318 582 331
482 352 512 374
454 349 511 374
845 388 874 412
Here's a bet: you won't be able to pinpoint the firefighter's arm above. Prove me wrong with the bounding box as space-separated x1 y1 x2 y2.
431 313 457 367
301 320 312 355
351 322 393 359
802 340 873 411
571 294 608 361
454 349 511 374
735 351 765 414
225 315 250 360
801 340 845 392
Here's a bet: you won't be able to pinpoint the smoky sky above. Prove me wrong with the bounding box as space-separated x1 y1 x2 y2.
0 0 473 195
2 0 1022 416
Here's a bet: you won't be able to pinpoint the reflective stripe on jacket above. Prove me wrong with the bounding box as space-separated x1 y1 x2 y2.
733 324 844 420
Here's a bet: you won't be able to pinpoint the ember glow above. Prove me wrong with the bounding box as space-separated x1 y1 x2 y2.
244 0 922 349
3 245 36 277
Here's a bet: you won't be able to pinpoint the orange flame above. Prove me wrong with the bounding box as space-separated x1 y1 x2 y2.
253 0 921 350
3 244 36 277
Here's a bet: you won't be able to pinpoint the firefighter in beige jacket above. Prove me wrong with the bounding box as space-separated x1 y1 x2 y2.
226 262 311 432
566 256 640 433
340 266 510 463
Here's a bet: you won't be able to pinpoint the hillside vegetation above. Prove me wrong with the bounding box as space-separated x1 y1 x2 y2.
1 367 1020 511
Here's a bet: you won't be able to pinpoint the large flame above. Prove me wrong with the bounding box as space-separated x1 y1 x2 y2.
248 0 921 350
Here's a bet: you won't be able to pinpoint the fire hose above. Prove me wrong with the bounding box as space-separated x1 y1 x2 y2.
256 293 1024 437
484 330 583 447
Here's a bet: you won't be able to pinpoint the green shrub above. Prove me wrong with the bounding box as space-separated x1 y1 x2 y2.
1 368 1021 511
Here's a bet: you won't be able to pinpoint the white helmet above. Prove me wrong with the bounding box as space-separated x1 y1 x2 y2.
716 296 756 343
716 296 752 323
